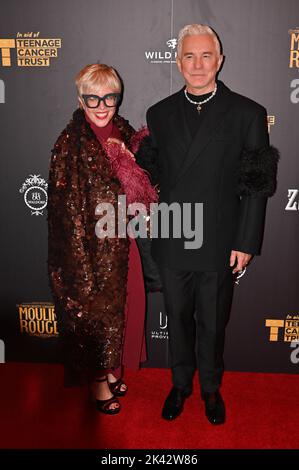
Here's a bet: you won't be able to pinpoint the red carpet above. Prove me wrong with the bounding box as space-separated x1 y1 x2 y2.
0 363 298 449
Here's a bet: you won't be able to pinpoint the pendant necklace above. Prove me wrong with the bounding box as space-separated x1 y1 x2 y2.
184 83 217 114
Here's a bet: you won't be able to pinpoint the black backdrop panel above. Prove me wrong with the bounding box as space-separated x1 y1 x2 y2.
0 0 298 373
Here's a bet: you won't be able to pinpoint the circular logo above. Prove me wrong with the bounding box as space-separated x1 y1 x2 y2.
24 186 48 211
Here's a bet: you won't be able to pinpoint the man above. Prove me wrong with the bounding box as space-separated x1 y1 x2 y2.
137 24 278 424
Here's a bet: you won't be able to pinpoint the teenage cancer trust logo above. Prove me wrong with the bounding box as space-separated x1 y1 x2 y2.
265 315 299 342
19 174 48 216
0 32 62 67
265 315 299 365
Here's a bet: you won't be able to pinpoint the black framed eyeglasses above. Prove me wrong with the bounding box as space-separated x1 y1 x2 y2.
81 93 120 108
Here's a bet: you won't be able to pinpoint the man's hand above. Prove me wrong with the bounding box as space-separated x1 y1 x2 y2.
230 250 252 274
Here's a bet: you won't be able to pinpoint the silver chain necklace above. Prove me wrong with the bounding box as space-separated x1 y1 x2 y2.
184 83 217 114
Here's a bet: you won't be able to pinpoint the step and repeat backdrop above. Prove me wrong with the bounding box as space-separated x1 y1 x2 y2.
0 0 298 373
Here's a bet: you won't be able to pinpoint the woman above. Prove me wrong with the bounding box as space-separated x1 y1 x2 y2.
48 63 157 414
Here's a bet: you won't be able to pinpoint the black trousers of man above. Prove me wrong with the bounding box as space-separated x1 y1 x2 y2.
159 266 234 395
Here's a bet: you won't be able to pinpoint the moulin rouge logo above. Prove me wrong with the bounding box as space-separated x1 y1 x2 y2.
289 28 299 103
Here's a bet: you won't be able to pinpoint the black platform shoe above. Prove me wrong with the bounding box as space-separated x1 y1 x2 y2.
108 378 128 397
93 377 121 415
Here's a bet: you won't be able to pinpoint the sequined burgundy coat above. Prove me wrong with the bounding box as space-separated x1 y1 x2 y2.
48 109 152 380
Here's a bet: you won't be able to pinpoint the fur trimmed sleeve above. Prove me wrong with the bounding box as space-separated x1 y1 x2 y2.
237 145 280 197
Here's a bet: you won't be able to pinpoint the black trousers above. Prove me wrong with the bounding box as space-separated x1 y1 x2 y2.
159 266 234 394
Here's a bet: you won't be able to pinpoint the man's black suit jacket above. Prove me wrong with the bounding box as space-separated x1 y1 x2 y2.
144 80 272 271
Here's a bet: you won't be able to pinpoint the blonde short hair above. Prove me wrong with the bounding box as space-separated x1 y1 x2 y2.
75 63 122 96
177 24 221 58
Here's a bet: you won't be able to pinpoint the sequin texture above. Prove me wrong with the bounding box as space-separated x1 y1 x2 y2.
47 109 147 381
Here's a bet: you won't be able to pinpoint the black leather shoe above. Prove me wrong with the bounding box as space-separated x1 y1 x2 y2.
162 387 190 420
202 390 225 425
